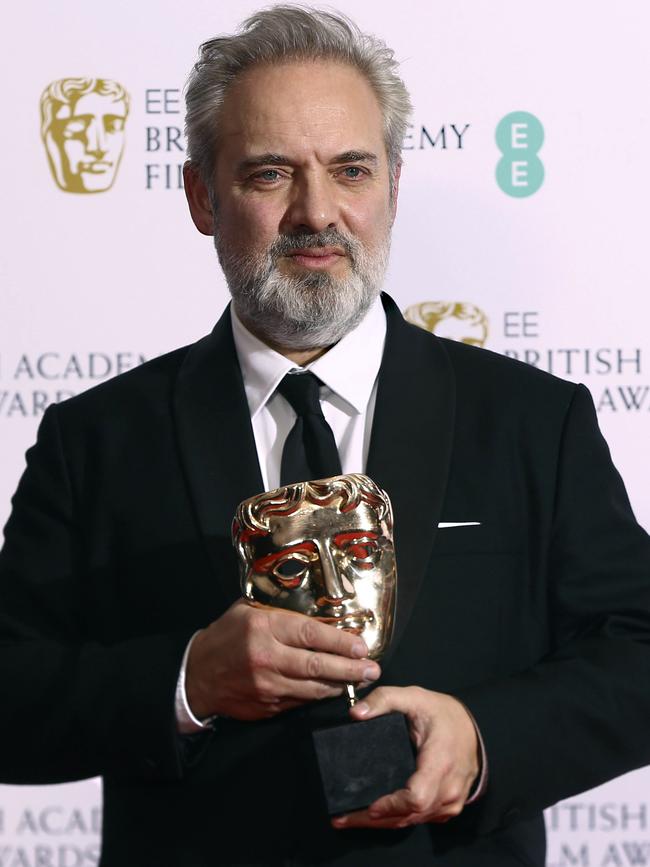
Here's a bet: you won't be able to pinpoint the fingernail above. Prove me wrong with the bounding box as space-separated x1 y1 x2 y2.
363 664 380 681
354 701 370 717
352 641 367 658
333 815 347 826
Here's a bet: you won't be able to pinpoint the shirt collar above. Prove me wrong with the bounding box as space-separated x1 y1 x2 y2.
230 296 387 418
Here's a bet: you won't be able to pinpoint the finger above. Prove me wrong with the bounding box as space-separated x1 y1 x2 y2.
270 611 369 658
369 779 436 820
349 685 413 721
270 674 346 703
364 751 444 819
367 788 414 818
334 788 450 830
248 668 352 705
279 645 381 686
366 763 467 824
332 809 414 830
412 738 475 806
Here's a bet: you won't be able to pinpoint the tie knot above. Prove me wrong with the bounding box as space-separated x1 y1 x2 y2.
277 372 323 417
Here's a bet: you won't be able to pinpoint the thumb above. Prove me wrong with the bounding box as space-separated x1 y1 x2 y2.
350 686 404 721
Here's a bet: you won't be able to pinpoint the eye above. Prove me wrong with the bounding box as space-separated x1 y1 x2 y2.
254 169 281 183
104 116 125 134
62 119 88 138
271 553 311 588
341 537 380 568
340 166 364 179
347 543 373 559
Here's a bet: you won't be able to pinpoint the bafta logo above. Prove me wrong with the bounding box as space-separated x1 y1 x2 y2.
40 78 130 193
404 301 489 347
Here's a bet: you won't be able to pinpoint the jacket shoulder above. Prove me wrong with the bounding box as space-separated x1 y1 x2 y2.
436 333 578 401
49 341 197 427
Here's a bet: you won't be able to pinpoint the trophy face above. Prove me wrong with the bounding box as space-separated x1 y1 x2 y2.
233 474 396 659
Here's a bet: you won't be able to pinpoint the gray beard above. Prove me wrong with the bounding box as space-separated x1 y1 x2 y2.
213 226 390 350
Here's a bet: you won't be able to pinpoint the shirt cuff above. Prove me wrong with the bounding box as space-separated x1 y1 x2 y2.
175 630 216 734
462 703 488 804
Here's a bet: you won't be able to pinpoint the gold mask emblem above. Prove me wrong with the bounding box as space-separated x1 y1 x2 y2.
40 78 130 193
404 301 489 347
233 474 397 661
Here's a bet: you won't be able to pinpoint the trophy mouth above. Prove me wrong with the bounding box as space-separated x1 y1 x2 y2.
315 609 374 632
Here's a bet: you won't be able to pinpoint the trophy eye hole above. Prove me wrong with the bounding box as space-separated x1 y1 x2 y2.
343 537 380 568
348 543 373 559
62 118 89 138
272 554 310 588
105 115 125 134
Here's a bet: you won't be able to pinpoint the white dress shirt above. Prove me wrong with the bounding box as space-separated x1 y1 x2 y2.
231 296 387 491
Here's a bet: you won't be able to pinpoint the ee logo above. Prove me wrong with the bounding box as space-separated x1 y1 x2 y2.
496 111 544 197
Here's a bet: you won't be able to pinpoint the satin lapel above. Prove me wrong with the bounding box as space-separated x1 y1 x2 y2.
367 294 456 663
173 306 264 602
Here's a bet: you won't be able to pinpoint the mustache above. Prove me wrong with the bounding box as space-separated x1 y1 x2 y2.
268 229 358 261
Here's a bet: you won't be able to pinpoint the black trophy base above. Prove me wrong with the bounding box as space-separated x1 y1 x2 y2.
312 711 416 815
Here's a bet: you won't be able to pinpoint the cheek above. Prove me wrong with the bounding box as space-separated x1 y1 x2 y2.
343 201 391 249
248 573 283 598
62 141 84 162
353 555 395 598
221 198 280 250
351 571 383 607
249 575 321 616
106 133 124 154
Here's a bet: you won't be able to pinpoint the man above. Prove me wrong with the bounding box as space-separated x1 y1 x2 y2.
1 7 649 866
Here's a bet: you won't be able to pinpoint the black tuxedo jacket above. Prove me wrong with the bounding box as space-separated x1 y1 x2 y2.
1 295 650 867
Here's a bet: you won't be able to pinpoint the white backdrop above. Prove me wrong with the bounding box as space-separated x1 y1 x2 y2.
1 1 649 864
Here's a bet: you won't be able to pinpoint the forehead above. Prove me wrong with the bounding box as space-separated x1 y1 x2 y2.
54 92 126 120
268 501 379 547
217 60 386 165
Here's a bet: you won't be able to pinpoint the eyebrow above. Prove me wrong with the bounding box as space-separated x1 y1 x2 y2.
237 150 379 173
252 542 317 573
237 153 290 171
332 150 379 166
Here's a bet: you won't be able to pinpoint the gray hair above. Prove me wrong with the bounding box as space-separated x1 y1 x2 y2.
184 5 412 188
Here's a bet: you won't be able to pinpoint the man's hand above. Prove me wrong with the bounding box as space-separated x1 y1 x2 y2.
332 686 479 829
185 600 381 721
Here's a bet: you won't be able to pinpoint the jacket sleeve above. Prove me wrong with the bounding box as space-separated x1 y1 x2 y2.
455 383 650 833
0 404 194 784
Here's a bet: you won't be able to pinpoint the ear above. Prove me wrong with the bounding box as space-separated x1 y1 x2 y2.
390 163 402 225
183 162 215 236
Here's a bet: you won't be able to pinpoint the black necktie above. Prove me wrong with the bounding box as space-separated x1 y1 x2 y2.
278 372 342 485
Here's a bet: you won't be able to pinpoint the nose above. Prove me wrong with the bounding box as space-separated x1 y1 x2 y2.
281 172 338 235
85 118 108 159
316 544 354 604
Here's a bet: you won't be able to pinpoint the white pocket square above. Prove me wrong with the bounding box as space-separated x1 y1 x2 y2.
437 521 481 528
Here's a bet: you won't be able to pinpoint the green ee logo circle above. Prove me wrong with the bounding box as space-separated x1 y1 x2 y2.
496 111 544 197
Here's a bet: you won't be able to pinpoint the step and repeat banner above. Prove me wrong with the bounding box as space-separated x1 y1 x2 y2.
1 1 649 864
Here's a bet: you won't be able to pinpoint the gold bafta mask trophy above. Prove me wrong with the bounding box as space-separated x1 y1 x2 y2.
232 473 415 814
40 78 130 194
